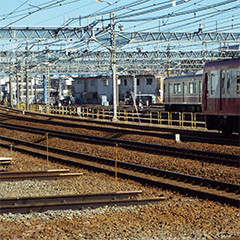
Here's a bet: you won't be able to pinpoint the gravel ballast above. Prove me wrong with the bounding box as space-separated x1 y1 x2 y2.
1 111 240 239
0 148 240 240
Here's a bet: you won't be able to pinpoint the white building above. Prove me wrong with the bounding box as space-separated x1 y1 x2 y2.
73 76 99 104
118 74 164 104
73 74 164 105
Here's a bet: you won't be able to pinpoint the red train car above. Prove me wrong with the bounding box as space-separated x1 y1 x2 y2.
202 58 240 135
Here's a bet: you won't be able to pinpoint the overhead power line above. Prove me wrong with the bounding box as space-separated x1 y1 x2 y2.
117 0 239 22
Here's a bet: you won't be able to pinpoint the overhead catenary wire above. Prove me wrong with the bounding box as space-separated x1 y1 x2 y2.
0 0 63 21
1 0 30 21
162 5 240 32
1 0 239 55
2 0 69 28
116 0 238 22
117 0 239 35
1 0 239 33
0 0 87 26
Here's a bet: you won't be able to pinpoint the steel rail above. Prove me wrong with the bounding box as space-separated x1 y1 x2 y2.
1 122 239 167
0 169 70 176
1 191 143 206
0 172 83 182
1 194 164 214
0 110 239 146
0 138 239 209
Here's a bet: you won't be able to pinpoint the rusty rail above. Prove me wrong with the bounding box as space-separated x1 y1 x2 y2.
0 191 165 214
0 169 83 181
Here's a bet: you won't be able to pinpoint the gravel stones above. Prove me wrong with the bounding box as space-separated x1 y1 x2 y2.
0 112 240 239
0 148 240 239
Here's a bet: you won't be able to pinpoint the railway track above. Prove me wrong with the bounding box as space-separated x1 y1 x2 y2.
0 191 164 214
0 108 239 146
1 122 239 168
1 137 239 208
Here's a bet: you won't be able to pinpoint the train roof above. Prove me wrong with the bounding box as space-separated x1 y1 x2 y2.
204 58 240 67
164 74 203 81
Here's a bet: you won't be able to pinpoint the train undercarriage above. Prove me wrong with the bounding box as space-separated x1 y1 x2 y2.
164 104 202 113
205 115 240 135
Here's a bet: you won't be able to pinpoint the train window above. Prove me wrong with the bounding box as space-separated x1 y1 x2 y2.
174 83 181 94
227 72 231 94
205 74 209 93
123 79 127 86
199 81 202 94
137 78 140 85
189 82 197 94
237 71 240 94
184 82 187 94
211 73 217 95
169 83 173 94
220 70 225 94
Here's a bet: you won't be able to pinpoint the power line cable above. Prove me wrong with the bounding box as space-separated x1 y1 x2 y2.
163 5 240 32
2 0 30 21
117 0 238 22
0 0 61 19
0 0 84 25
2 0 68 27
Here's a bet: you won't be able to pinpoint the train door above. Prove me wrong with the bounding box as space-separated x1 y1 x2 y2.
225 70 231 112
204 73 209 110
199 80 202 103
183 81 187 104
182 82 184 103
220 70 226 112
168 83 172 102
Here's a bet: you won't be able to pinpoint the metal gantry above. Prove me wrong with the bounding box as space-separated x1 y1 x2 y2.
1 49 239 76
1 19 240 119
1 27 240 42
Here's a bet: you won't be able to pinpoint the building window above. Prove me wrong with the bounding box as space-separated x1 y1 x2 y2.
103 79 108 86
189 82 197 94
90 80 96 87
147 78 152 85
174 83 181 94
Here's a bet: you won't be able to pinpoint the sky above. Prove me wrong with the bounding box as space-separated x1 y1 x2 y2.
0 0 239 52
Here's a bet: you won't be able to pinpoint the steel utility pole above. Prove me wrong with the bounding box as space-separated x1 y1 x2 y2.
20 59 24 103
44 44 50 108
9 62 13 107
110 12 118 121
25 43 29 110
16 73 19 108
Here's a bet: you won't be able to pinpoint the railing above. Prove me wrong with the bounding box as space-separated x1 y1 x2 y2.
25 104 206 129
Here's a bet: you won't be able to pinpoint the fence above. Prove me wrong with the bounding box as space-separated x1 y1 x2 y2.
25 104 206 129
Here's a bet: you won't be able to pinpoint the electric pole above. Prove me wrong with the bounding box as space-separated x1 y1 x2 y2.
110 12 118 121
